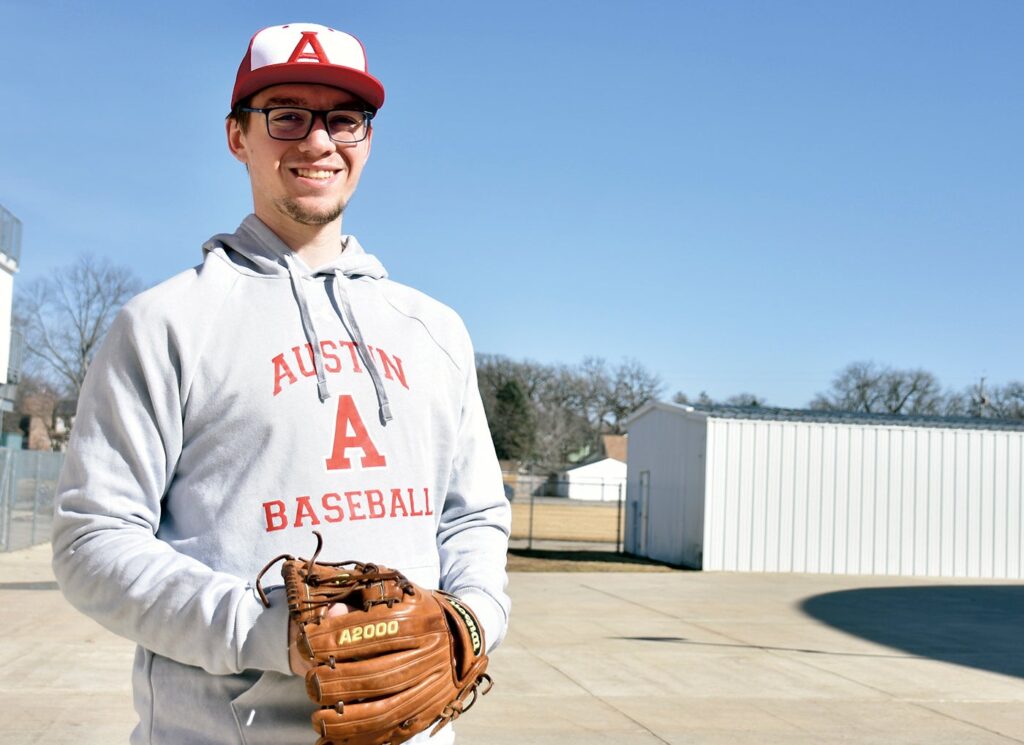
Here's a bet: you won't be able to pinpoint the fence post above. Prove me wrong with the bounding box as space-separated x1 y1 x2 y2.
0 451 12 552
616 482 623 553
30 451 42 545
527 474 536 551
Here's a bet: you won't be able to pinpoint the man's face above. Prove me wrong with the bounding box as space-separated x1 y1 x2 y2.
227 83 372 230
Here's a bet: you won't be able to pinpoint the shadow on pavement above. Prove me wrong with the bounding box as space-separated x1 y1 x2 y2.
800 585 1024 680
508 548 679 567
0 581 60 591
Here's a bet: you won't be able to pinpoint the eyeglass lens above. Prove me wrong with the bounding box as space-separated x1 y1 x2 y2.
266 108 368 142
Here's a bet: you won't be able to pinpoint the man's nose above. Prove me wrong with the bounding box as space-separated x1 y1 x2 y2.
300 113 335 150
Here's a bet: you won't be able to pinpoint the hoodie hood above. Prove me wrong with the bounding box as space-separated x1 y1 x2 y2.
201 214 393 423
202 214 388 281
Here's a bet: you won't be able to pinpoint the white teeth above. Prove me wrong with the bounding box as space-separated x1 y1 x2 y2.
295 169 334 179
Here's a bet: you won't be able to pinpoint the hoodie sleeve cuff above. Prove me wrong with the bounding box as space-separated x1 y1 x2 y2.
454 588 508 653
236 586 293 675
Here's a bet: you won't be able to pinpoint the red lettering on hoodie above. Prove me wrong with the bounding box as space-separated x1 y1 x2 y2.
320 340 342 373
346 491 367 521
338 340 362 372
389 488 410 517
263 500 288 531
271 355 297 396
409 488 424 517
261 489 433 531
321 492 344 523
292 345 316 378
325 395 387 470
376 349 409 390
366 489 385 518
293 495 321 527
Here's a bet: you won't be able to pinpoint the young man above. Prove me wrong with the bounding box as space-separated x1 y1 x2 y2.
51 23 510 745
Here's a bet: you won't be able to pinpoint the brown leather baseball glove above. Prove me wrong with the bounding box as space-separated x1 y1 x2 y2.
256 531 492 745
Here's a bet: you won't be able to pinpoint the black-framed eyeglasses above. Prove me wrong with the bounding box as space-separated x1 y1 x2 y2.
241 107 375 143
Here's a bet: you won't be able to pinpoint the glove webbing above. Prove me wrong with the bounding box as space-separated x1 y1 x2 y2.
255 531 415 612
430 671 493 735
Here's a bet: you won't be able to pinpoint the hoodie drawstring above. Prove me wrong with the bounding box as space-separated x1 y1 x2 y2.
283 253 331 402
214 216 393 420
333 270 394 424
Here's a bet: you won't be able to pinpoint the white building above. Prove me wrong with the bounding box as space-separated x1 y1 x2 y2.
0 205 21 414
624 402 1024 579
557 457 627 501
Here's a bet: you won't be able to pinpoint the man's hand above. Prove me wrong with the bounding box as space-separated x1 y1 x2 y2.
259 533 492 744
289 603 350 675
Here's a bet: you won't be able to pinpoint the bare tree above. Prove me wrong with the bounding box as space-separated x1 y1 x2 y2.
532 365 594 467
17 255 143 399
988 382 1024 419
879 368 943 415
810 361 942 415
673 390 762 407
724 392 766 407
575 356 612 429
476 354 664 468
810 361 887 413
945 379 1024 420
605 358 664 432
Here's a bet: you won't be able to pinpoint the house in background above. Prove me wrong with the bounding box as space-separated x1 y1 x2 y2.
557 434 628 501
625 401 1024 579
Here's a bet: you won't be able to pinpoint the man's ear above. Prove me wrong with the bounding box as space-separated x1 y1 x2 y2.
226 118 248 164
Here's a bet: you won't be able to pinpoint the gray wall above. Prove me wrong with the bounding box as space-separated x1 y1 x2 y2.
625 408 707 567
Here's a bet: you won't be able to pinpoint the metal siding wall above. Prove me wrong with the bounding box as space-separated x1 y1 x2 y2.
1009 436 1023 577
646 411 682 564
703 420 725 570
625 413 662 556
626 409 708 566
680 419 706 567
701 417 1024 578
778 424 796 572
762 423 782 571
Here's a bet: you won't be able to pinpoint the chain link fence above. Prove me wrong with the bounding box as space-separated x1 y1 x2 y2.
0 456 626 553
0 448 65 552
504 473 627 551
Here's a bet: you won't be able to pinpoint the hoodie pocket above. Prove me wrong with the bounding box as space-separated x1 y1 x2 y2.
230 670 311 745
230 670 457 745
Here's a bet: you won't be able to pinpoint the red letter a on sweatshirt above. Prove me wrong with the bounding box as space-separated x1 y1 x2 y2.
325 395 387 470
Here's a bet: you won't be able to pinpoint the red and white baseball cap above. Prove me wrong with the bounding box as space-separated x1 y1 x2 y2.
231 23 385 109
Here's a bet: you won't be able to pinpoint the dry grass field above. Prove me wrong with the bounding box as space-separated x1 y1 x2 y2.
506 548 678 572
509 497 625 543
505 497 680 571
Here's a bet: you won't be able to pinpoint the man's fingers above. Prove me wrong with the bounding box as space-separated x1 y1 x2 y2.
324 603 351 618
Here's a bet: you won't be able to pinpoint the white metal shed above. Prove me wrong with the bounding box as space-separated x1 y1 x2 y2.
624 402 1024 579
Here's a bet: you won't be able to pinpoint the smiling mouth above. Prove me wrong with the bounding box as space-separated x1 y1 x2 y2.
293 168 337 180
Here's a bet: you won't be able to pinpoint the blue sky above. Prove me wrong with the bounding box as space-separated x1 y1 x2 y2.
2 1 1021 407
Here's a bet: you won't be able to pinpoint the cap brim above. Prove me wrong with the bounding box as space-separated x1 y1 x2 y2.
233 63 385 109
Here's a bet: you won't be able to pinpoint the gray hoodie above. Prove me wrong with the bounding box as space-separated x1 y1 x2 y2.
51 215 511 744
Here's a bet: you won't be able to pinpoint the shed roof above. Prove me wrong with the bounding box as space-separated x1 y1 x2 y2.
562 457 628 477
624 400 1024 433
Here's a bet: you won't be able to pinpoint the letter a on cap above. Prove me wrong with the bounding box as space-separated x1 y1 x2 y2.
288 31 330 64
231 23 386 109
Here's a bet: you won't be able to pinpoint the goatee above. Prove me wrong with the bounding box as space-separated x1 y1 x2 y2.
276 198 345 226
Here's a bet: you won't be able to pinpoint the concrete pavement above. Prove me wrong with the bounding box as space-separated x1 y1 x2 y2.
2 544 1022 744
